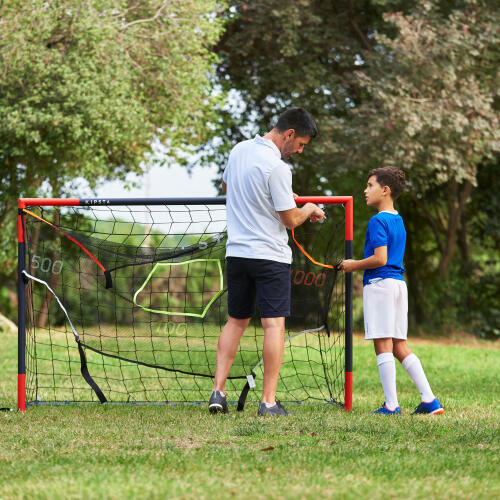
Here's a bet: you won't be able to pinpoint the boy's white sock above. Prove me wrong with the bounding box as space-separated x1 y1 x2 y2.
402 353 435 402
377 352 399 410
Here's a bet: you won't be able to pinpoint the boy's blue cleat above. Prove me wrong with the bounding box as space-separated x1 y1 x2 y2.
412 398 444 415
372 404 401 415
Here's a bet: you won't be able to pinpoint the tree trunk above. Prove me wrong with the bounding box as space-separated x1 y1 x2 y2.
458 194 472 264
399 199 427 328
438 179 473 279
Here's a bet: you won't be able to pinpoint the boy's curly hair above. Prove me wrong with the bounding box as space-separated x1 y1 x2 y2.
368 167 406 200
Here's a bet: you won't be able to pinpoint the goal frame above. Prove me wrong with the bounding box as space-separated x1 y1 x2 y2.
17 196 353 412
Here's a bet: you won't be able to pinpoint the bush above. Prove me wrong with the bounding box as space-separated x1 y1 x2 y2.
469 273 500 339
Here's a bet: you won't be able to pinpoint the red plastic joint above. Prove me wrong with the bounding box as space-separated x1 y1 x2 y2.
17 374 26 412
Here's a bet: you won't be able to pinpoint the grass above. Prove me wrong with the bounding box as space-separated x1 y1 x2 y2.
0 328 498 499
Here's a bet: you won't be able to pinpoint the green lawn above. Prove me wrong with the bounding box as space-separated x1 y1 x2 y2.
0 328 498 499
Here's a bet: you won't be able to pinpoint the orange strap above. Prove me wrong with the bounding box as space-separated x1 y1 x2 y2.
23 209 107 273
291 228 335 270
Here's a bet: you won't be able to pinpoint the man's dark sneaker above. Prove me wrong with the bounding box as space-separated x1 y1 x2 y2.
257 401 289 416
209 390 228 414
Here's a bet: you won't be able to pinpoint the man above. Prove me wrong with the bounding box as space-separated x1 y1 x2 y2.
209 107 326 416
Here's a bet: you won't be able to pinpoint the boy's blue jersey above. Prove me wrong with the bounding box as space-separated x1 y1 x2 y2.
363 211 406 286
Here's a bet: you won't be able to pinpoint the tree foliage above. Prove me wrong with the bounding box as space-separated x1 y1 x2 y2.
0 0 226 277
349 1 499 277
214 1 415 162
214 0 499 334
344 1 499 333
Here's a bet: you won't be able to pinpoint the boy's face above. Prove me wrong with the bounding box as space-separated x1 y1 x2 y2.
364 175 389 207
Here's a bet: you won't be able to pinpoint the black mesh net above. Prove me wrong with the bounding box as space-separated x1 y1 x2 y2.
22 201 346 407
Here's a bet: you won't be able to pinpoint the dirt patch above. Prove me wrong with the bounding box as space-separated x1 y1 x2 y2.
353 332 499 350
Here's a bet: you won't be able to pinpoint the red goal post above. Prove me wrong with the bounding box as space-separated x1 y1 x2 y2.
294 196 353 412
17 196 353 412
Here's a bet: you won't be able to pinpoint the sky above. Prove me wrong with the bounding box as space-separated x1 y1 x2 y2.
92 163 220 199
91 87 248 200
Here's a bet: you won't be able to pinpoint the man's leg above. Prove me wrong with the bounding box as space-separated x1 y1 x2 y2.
213 316 251 393
260 316 285 405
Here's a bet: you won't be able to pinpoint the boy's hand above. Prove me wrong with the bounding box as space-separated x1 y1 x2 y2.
339 259 357 272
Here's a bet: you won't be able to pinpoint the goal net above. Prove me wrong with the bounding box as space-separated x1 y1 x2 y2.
17 197 353 410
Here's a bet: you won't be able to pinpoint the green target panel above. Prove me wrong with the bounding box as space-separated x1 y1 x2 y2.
133 259 224 318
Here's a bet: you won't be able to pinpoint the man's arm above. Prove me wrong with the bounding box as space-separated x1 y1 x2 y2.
278 203 326 230
221 180 227 193
339 246 388 272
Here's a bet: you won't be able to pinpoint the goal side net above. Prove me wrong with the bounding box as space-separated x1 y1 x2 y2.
17 196 353 411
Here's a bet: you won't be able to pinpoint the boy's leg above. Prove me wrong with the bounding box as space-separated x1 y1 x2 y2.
374 338 399 411
394 339 435 403
213 316 251 393
260 316 285 405
392 339 412 363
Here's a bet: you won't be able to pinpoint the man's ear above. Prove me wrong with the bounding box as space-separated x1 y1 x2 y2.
285 129 295 140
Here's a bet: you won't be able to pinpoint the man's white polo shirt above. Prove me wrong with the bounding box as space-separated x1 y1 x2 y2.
222 134 296 264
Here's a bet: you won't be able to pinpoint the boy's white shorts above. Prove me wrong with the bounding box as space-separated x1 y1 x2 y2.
363 278 408 340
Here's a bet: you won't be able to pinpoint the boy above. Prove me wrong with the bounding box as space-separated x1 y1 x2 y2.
340 167 443 415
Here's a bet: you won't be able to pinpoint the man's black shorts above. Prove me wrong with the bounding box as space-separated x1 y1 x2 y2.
226 257 291 319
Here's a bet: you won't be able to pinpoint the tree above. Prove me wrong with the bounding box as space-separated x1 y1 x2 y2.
213 0 498 332
211 0 416 171
343 1 499 329
208 0 421 241
350 1 499 278
0 0 226 288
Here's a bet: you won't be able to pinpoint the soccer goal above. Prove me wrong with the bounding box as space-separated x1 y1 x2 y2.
17 196 353 411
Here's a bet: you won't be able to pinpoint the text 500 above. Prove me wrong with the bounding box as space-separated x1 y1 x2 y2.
31 255 63 274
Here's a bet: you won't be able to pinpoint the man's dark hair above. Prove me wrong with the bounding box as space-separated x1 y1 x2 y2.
368 167 406 200
275 107 318 138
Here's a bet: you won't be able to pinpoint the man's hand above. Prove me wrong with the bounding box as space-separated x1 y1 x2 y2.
306 203 326 223
292 195 324 222
279 202 325 229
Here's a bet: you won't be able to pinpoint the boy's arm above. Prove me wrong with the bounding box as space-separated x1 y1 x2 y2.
340 246 387 272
